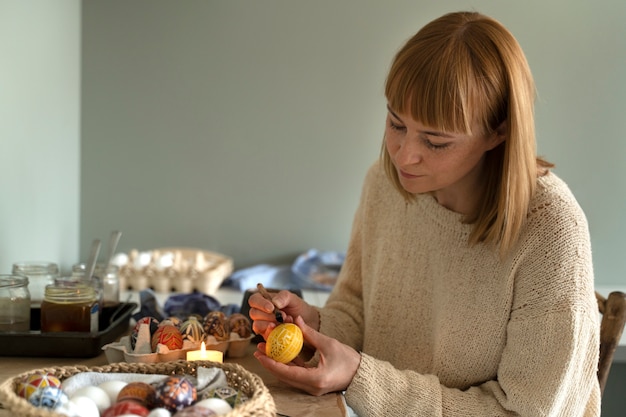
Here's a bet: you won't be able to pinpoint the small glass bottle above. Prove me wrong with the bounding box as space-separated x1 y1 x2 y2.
0 275 31 332
12 262 59 307
41 282 99 333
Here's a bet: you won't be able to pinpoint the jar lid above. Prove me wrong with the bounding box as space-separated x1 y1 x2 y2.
0 275 29 288
44 283 96 303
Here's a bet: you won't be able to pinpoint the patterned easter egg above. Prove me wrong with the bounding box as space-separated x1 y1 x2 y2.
102 399 150 417
266 323 303 364
200 386 248 408
154 376 197 412
180 316 206 343
18 372 62 400
27 386 68 410
172 405 217 417
202 311 229 342
228 313 252 338
117 381 157 408
131 316 160 349
151 324 183 352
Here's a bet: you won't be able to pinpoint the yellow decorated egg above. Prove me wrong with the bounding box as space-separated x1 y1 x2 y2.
266 323 303 364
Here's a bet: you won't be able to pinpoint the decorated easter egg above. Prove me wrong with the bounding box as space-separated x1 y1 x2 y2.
228 313 252 338
71 385 111 414
172 405 217 417
102 399 150 417
131 316 160 349
195 397 232 415
180 316 206 343
151 324 183 352
18 372 62 400
201 386 248 408
117 381 157 408
27 386 68 410
154 376 197 412
266 323 303 364
203 311 229 342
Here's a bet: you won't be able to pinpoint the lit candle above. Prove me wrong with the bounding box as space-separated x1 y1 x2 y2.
186 341 223 362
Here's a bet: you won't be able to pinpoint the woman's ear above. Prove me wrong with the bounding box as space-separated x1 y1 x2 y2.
487 120 507 150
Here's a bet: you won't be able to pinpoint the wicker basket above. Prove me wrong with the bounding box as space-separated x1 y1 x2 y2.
116 247 234 294
0 360 275 417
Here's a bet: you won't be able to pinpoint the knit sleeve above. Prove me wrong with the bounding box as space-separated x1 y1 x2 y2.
343 177 601 416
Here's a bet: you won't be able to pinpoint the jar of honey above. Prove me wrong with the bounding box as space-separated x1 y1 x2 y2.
40 282 99 333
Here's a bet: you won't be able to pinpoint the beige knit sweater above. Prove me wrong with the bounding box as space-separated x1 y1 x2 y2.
319 162 600 416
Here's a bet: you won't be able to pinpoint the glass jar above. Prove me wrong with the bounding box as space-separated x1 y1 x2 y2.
41 282 99 333
0 275 31 332
12 262 59 307
72 263 120 308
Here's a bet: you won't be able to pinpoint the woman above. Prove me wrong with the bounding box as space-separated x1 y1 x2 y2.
249 11 600 416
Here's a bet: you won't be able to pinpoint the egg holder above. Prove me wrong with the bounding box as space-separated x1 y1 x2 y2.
0 360 275 417
115 248 234 294
103 331 254 364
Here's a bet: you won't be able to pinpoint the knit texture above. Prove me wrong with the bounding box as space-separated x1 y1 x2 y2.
319 161 600 416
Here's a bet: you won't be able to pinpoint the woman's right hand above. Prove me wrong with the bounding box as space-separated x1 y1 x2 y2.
248 290 320 340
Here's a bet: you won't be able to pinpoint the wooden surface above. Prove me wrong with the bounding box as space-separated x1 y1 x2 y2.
0 344 347 417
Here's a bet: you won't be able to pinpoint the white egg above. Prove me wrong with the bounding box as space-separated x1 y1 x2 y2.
147 408 172 417
69 396 100 417
111 252 129 266
70 386 111 414
195 397 233 415
98 380 128 404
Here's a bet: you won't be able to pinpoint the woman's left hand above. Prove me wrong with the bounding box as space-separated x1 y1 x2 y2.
253 316 361 396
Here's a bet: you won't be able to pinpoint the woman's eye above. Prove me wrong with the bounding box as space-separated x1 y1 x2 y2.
422 137 450 150
389 120 406 132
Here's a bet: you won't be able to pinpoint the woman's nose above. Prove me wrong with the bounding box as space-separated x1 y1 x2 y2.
394 136 423 165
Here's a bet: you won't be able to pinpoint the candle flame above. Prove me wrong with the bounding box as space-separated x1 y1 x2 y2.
200 341 206 353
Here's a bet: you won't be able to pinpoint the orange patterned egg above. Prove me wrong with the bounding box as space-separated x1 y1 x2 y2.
116 381 156 408
266 323 303 364
151 324 183 352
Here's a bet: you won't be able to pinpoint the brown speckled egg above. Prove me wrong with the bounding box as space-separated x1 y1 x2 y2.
154 376 196 412
116 381 156 408
228 313 252 338
202 311 230 342
180 316 206 343
151 324 183 352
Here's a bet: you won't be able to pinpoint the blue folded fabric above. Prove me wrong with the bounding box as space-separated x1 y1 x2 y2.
132 289 240 322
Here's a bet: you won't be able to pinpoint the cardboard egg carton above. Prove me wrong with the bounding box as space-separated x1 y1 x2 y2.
113 247 233 295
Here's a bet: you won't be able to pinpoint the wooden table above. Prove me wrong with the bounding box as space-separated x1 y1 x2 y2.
0 344 348 417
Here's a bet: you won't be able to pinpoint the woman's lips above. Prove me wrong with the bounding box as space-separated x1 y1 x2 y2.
399 169 422 179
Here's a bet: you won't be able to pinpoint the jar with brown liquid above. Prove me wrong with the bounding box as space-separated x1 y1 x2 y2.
41 283 99 333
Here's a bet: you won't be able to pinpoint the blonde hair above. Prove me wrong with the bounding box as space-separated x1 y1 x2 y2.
382 11 552 256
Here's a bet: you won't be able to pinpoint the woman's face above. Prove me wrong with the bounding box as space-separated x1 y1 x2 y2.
385 105 504 213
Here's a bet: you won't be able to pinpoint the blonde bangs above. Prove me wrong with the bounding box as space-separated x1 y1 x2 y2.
385 41 476 136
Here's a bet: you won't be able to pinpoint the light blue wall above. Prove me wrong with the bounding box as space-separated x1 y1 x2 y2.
0 1 81 273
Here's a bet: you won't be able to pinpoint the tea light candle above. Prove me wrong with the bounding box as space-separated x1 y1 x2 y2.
186 341 223 362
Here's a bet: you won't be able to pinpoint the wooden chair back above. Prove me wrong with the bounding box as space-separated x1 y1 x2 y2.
595 291 626 396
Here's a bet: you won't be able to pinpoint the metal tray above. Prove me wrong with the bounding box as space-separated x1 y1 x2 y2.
0 302 137 358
